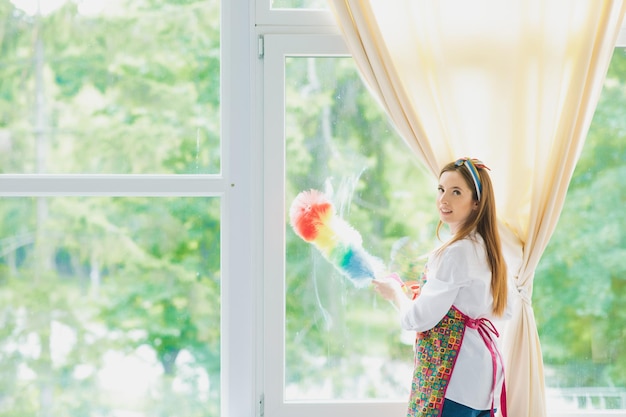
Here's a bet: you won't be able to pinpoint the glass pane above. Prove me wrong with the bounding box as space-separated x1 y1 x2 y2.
271 0 328 10
1 0 220 174
0 197 221 416
284 56 436 401
536 48 626 413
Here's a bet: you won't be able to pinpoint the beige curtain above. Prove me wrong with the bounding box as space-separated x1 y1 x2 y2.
328 1 626 416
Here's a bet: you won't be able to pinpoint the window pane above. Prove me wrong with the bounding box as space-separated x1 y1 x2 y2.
536 48 626 413
1 0 220 174
0 197 221 416
284 56 435 401
271 0 328 10
283 49 626 411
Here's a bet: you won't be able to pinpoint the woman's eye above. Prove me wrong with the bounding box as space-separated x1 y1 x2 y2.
453 190 461 195
437 187 444 193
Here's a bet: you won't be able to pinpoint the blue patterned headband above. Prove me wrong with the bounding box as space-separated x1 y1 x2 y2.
454 157 490 201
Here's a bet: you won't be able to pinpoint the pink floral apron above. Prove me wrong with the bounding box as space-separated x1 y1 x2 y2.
407 305 507 417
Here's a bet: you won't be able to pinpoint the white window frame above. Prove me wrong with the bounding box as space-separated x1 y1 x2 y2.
1 0 623 416
223 0 259 416
0 2 258 417
254 6 626 417
252 1 626 413
254 0 626 45
261 32 407 417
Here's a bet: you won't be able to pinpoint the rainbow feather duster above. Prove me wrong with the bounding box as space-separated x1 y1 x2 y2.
289 189 384 288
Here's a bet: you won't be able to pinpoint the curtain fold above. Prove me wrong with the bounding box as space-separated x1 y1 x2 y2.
328 1 626 416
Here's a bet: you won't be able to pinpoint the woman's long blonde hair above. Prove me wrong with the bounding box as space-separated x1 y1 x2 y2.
436 159 508 317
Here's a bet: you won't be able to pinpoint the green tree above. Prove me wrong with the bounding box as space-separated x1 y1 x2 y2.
284 56 435 397
0 0 222 415
535 48 626 388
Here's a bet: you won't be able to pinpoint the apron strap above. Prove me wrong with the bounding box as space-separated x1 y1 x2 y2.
463 314 507 417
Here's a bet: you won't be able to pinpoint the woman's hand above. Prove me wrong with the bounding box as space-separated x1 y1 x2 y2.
372 273 420 315
372 276 405 301
372 273 407 305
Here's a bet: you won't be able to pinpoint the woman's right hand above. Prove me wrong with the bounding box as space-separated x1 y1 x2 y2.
372 275 406 302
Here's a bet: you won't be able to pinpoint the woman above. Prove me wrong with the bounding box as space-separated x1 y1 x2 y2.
373 157 513 417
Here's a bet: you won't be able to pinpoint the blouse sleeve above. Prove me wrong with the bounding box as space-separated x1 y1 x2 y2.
400 244 470 332
502 274 519 320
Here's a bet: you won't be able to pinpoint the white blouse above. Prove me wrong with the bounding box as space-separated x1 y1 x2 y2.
400 233 515 411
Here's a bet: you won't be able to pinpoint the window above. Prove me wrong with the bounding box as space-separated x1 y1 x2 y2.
259 7 626 417
270 0 328 10
2 0 219 175
0 196 220 415
263 34 435 416
535 48 626 415
0 1 225 416
1 1 624 416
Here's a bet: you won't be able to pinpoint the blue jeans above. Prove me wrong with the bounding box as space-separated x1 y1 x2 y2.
441 398 494 417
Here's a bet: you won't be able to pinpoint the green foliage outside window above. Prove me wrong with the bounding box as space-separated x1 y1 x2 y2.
0 0 219 174
0 1 221 416
534 48 626 391
284 50 626 405
0 0 623 412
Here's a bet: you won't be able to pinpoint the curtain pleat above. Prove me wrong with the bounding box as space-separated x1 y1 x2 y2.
328 1 626 416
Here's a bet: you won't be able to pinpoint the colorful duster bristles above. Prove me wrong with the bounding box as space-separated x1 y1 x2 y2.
289 189 383 288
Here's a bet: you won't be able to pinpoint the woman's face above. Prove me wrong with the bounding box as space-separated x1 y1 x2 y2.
437 170 477 234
